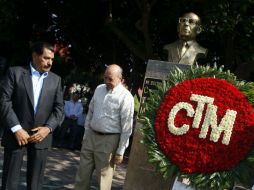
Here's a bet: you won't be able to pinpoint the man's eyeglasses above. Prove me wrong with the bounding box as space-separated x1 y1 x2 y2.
179 17 199 25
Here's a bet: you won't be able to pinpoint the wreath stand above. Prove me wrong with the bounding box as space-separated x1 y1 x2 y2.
124 60 254 190
124 60 190 190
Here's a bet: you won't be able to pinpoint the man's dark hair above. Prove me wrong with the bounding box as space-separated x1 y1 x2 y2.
31 41 54 55
73 92 80 97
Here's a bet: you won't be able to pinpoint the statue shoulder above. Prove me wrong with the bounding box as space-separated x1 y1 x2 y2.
163 41 179 51
192 41 208 55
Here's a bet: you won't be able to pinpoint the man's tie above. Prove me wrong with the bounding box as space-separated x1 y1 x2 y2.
180 42 189 57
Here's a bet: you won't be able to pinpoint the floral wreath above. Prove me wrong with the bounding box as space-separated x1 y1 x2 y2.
141 65 254 189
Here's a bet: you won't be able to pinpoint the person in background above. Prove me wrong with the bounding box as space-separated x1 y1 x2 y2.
75 106 87 150
0 41 64 190
75 64 134 190
57 92 83 150
163 12 207 65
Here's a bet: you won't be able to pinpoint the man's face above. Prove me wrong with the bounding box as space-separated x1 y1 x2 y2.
177 13 200 41
32 47 54 73
72 94 79 102
104 69 121 90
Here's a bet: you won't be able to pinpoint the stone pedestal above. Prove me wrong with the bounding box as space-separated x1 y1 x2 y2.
123 122 175 190
124 60 190 190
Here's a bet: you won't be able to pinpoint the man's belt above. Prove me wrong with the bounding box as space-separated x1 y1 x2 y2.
91 129 120 135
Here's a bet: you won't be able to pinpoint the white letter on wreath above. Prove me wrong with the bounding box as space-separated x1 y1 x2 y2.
199 104 237 145
190 94 214 129
168 102 195 135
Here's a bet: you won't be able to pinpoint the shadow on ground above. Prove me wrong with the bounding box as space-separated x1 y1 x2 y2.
0 146 127 190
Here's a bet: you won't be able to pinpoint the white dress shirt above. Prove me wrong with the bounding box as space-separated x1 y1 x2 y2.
31 65 48 113
85 83 134 155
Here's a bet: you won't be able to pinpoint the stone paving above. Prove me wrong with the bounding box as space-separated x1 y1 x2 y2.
0 146 128 189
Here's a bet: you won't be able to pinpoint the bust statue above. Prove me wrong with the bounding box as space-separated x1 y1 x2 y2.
163 12 207 65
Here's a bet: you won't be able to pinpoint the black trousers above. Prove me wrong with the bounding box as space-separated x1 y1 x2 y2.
1 144 48 190
58 118 79 148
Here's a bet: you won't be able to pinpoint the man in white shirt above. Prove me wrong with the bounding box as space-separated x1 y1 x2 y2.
75 64 134 190
57 92 83 150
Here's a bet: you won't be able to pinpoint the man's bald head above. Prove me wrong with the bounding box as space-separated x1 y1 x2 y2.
104 64 123 90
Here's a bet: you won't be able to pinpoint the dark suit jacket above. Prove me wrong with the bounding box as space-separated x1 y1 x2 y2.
0 66 64 149
163 40 207 65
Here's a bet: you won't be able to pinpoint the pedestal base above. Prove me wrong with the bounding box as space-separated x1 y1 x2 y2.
123 122 175 190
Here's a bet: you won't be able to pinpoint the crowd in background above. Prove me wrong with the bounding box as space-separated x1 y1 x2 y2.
53 84 88 151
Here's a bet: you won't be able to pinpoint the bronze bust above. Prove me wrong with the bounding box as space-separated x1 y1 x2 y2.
163 12 207 65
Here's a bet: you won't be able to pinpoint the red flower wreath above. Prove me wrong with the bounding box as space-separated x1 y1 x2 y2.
154 77 254 173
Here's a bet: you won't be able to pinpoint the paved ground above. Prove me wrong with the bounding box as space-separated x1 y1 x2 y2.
0 146 128 189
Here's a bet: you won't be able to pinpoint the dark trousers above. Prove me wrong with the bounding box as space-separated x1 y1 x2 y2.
75 125 85 150
58 118 78 148
1 144 48 190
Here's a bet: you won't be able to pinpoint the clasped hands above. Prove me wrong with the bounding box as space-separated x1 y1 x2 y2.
69 115 77 120
15 126 51 146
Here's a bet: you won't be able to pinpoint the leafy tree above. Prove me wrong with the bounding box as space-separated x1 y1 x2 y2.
0 0 254 90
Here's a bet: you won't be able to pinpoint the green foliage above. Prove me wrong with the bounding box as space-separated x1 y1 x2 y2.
204 0 254 34
1 0 254 89
140 65 254 189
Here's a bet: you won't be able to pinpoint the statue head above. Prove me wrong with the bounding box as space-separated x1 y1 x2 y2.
177 12 202 41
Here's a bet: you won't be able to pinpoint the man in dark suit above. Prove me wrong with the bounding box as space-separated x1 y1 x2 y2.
163 12 207 65
0 41 64 190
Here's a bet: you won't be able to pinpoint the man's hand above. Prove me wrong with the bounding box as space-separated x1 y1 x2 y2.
114 154 124 165
70 115 77 120
15 129 30 146
28 126 51 143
